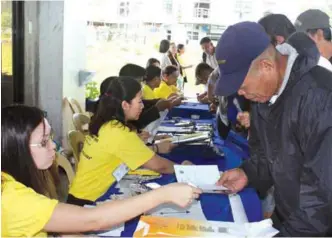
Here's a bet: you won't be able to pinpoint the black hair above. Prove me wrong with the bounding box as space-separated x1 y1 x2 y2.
258 14 296 45
89 77 141 136
159 39 170 53
146 58 160 68
200 37 211 45
307 28 332 41
195 63 213 78
1 105 59 199
177 44 185 53
100 76 117 95
144 66 161 82
119 64 146 78
162 65 178 76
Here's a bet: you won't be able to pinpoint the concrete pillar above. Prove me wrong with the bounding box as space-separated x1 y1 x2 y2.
24 0 87 148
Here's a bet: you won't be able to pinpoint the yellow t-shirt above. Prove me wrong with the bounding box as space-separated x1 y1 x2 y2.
142 84 156 100
1 172 58 237
154 81 177 99
69 120 155 201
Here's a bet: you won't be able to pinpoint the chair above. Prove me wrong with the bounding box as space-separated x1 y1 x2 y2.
56 152 75 185
65 97 84 114
67 130 85 170
72 113 90 134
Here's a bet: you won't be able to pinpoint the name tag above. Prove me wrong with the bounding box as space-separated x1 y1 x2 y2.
113 163 129 182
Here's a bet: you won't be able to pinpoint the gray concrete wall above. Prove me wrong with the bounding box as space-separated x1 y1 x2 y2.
24 0 86 146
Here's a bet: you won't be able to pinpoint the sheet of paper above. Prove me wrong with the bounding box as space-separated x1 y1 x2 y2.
144 110 168 143
84 205 125 236
146 200 207 221
228 194 248 224
174 165 221 187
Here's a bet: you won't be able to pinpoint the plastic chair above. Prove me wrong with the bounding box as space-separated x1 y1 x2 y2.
67 130 85 170
56 152 75 185
66 97 84 114
72 113 90 134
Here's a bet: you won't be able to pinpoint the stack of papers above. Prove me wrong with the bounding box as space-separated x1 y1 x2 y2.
155 132 210 145
157 126 194 133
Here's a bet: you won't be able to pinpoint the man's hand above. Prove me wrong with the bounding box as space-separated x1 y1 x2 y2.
209 103 217 113
216 168 248 193
237 111 250 129
156 99 172 112
171 97 182 107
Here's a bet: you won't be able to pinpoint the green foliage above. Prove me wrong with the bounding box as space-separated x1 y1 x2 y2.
85 81 99 99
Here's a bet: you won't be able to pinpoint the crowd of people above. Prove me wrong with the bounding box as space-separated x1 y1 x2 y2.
2 8 332 237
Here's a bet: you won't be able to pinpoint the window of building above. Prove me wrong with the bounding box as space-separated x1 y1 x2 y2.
194 2 210 19
119 1 130 17
163 0 173 15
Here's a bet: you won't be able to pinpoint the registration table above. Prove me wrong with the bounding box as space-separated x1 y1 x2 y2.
95 101 262 237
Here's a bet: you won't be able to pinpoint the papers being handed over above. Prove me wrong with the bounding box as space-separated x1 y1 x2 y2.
174 165 229 193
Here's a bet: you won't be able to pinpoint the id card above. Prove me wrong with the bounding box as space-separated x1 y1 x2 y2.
113 163 129 182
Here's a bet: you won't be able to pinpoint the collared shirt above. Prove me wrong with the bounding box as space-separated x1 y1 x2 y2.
206 53 218 69
318 56 332 72
269 43 299 105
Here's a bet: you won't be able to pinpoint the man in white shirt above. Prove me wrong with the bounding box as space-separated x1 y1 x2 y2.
200 37 218 69
295 9 332 71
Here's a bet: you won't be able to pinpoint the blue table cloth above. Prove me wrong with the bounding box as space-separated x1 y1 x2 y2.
167 102 213 119
96 103 262 237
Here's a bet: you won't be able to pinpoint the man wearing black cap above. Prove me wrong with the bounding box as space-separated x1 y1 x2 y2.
215 21 332 236
295 9 332 71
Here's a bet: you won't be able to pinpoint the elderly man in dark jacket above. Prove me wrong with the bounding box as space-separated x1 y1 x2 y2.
215 21 332 236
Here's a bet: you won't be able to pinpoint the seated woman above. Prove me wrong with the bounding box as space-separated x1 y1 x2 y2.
1 105 201 237
68 77 186 205
142 65 162 100
154 65 182 100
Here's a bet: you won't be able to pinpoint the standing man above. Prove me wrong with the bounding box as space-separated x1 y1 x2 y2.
215 21 332 236
295 9 332 70
200 37 218 69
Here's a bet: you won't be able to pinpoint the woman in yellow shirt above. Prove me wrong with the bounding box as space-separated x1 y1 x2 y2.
154 65 182 100
1 105 201 237
68 77 186 204
142 65 162 100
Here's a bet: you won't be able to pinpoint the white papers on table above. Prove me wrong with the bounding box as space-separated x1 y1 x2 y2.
146 200 207 221
155 132 210 145
144 110 168 144
157 126 193 133
84 205 125 236
172 132 209 144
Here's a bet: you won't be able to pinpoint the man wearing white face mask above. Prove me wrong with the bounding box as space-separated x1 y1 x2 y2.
295 9 332 72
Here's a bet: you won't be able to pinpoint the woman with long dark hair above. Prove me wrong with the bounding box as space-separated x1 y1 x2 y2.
68 77 184 204
1 104 201 237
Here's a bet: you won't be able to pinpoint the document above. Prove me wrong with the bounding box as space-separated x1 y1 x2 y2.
174 165 227 192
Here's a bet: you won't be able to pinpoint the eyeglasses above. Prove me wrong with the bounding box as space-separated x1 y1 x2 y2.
30 133 54 148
